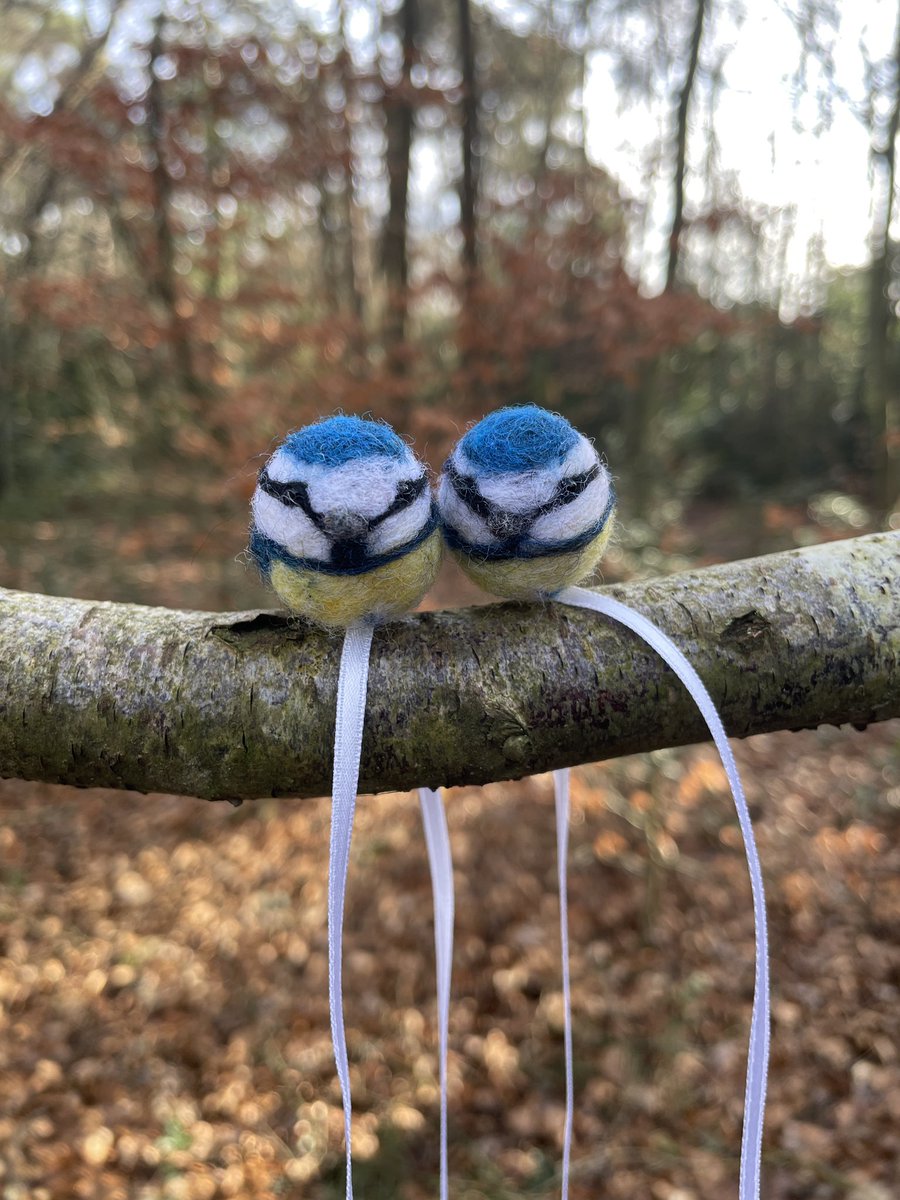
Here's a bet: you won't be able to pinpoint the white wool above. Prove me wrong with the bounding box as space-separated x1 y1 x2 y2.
443 434 606 548
452 447 551 510
454 434 600 513
266 448 397 487
368 487 432 555
560 435 599 476
266 447 314 483
530 468 611 545
257 447 430 562
305 455 419 522
476 467 559 511
251 488 332 561
437 472 501 547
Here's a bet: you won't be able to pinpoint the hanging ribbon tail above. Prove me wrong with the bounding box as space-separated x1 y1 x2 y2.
419 787 455 1200
553 586 770 1200
553 768 574 1200
329 619 377 1200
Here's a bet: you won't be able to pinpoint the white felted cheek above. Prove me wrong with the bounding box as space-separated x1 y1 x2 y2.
437 473 501 548
305 455 416 521
476 467 558 512
266 447 310 483
251 488 332 561
453 447 554 512
530 467 611 545
367 486 432 555
561 435 599 476
454 433 599 514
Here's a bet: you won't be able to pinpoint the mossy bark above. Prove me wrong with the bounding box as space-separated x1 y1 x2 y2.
0 533 897 802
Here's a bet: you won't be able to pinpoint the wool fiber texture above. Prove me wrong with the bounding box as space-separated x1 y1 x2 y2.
438 405 615 599
250 415 440 627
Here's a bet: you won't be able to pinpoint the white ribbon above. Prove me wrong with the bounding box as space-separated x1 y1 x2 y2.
419 787 455 1200
328 618 376 1200
552 586 770 1200
553 768 574 1200
328 587 768 1200
328 622 455 1200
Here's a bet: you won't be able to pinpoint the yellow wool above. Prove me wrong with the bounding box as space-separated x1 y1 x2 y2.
453 521 614 600
269 529 442 627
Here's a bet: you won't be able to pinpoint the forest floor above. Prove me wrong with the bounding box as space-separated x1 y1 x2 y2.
1 481 898 1200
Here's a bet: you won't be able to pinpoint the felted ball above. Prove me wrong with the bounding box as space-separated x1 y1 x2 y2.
437 405 615 599
250 415 441 627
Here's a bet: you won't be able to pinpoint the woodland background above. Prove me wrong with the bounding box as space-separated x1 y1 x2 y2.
1 0 900 1197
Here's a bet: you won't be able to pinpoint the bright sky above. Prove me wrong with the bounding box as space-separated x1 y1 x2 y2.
585 0 898 285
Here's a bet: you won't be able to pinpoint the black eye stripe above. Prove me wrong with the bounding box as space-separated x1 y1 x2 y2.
533 463 600 516
445 459 601 540
368 472 428 528
445 461 497 525
257 465 427 537
257 467 319 522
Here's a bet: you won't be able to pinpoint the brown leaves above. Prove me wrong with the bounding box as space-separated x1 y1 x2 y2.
2 712 900 1197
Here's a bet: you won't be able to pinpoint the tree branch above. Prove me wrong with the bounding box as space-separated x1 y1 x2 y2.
0 533 897 802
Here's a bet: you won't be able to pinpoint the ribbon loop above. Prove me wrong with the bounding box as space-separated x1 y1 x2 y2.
329 619 376 1200
329 627 455 1200
420 788 455 1200
553 586 770 1200
553 768 575 1200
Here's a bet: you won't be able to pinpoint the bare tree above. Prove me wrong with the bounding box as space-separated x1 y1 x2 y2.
457 0 478 281
665 0 708 294
382 0 419 349
0 1 122 493
0 1 121 193
864 2 900 512
145 14 202 399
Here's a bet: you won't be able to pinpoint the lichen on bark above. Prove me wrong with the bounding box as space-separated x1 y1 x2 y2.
0 533 897 801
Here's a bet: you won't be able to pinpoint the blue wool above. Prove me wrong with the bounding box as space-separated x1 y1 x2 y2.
282 415 407 468
440 487 617 563
460 405 579 474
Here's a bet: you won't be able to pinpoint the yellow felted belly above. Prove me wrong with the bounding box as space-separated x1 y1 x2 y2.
269 529 442 627
453 520 614 600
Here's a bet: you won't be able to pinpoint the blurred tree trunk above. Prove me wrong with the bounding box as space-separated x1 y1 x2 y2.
865 8 900 514
318 167 341 314
458 0 478 283
0 8 118 496
331 25 366 333
146 15 202 399
665 0 707 293
762 205 795 480
0 323 15 495
455 0 480 384
382 0 418 350
627 0 707 516
0 169 58 495
204 114 227 304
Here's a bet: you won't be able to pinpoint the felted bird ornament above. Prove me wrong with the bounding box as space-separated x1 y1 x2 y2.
250 414 441 628
437 403 616 598
249 414 452 1200
436 405 769 1200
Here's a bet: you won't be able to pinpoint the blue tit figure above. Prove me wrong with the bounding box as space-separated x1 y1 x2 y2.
437 405 616 599
249 415 441 627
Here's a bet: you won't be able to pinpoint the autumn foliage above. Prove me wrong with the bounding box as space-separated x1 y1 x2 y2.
1 5 899 1197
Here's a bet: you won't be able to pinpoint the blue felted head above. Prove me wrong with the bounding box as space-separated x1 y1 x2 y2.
437 405 616 598
249 415 441 626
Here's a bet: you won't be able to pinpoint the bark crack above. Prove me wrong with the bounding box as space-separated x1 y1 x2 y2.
0 533 896 801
